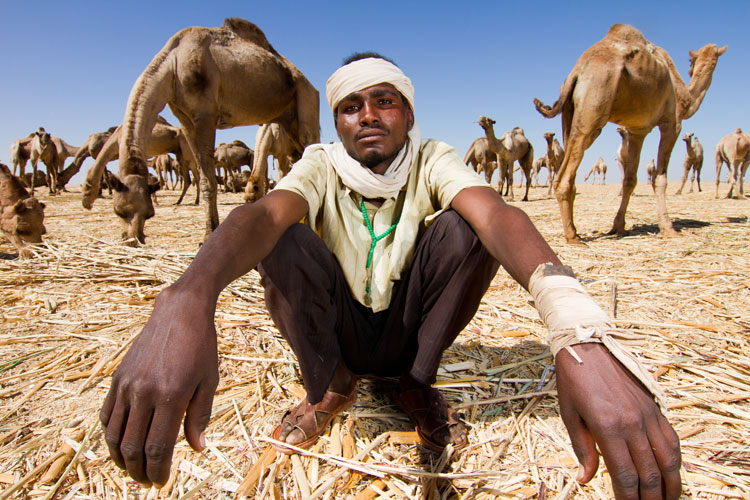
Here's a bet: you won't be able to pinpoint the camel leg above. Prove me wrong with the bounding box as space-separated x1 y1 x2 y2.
175 167 191 205
29 160 38 197
695 165 702 192
714 152 724 199
609 132 646 236
654 124 679 237
675 163 689 195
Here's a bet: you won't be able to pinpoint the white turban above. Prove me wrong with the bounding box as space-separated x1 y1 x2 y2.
322 57 420 199
326 57 415 113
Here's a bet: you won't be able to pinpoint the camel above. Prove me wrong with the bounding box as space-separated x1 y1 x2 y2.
584 157 607 184
226 170 252 193
477 116 534 201
675 132 704 195
531 156 548 187
543 132 564 194
645 159 657 191
534 24 726 243
151 154 178 190
215 140 254 192
96 18 319 242
29 129 59 196
57 126 118 191
463 137 498 184
244 122 305 202
9 132 36 178
714 128 750 199
82 115 201 242
0 163 46 258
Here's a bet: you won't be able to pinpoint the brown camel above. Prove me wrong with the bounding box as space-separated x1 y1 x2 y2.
29 129 59 196
57 126 118 191
9 132 36 178
543 132 564 194
477 116 534 201
645 159 657 191
0 163 46 258
534 24 726 243
675 132 704 194
531 156 548 187
463 137 498 184
82 116 199 242
151 154 178 190
226 170 252 193
244 122 304 202
584 157 607 184
103 18 319 242
714 128 750 199
215 140 254 192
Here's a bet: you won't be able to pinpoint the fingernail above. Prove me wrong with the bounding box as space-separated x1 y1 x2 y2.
199 431 206 450
576 465 585 482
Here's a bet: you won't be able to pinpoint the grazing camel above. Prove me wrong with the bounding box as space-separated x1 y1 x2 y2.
463 136 498 184
23 171 48 188
534 24 726 243
543 132 564 193
584 157 607 184
99 18 319 242
0 163 46 258
714 128 750 199
645 159 657 191
214 140 254 192
477 116 534 201
675 133 704 195
226 170 252 193
57 126 118 191
245 123 304 202
82 116 199 243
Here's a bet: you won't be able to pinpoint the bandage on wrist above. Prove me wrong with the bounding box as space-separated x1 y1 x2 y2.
528 263 667 409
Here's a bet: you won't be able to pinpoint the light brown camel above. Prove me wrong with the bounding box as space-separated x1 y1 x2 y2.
534 24 726 243
215 140 254 192
0 163 46 258
463 137 498 184
584 157 607 184
82 116 199 242
57 126 118 191
714 128 750 199
29 129 59 196
9 132 36 178
226 170 252 193
151 154 178 190
244 122 304 202
531 156 548 187
675 132 704 194
104 18 319 242
477 116 534 201
645 159 657 191
543 132 564 194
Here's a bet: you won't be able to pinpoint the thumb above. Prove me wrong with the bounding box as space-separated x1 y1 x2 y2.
560 406 599 483
184 381 215 452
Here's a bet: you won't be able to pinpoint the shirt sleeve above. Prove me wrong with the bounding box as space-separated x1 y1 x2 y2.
423 141 489 208
273 145 329 220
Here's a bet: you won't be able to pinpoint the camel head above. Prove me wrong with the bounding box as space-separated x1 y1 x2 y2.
543 132 555 143
688 44 727 78
109 172 160 245
682 132 694 142
1 198 46 256
616 126 628 139
477 116 496 130
34 128 51 148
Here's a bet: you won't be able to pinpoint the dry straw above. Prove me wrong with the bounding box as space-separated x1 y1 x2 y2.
1 182 748 499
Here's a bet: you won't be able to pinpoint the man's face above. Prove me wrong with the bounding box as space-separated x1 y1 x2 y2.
334 83 414 175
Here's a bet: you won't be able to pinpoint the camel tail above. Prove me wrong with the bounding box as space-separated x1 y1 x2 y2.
534 72 578 119
120 32 181 176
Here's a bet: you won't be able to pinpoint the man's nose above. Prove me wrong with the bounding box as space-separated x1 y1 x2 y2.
359 102 379 125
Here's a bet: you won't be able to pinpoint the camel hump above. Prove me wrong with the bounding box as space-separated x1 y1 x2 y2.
606 24 644 40
223 18 280 57
231 139 250 148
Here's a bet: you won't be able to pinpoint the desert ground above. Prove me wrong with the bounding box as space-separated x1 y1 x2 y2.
1 180 748 499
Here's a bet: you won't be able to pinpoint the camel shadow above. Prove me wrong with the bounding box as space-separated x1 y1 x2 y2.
0 250 20 260
581 217 713 242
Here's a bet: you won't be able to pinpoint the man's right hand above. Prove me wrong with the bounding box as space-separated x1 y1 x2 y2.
99 286 219 488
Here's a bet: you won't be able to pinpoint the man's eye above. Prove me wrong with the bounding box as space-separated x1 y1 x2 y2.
342 105 359 113
378 99 393 105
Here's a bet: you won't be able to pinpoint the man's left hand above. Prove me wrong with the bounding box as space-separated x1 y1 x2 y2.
555 343 681 500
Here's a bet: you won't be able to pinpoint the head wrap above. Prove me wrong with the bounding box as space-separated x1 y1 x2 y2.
322 57 420 199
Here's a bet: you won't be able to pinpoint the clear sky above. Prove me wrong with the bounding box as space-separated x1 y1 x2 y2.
1 0 747 186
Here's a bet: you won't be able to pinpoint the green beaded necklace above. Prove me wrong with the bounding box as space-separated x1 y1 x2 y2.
360 199 400 269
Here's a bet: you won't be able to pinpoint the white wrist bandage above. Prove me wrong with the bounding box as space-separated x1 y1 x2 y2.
529 263 666 409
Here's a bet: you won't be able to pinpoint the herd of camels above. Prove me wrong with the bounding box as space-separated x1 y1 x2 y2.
3 19 747 256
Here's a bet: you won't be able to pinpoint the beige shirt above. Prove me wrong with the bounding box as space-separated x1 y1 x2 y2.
274 139 488 312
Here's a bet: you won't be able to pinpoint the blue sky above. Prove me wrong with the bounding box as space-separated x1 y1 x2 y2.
1 0 747 185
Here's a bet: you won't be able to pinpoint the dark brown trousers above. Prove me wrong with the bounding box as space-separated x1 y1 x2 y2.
258 210 499 404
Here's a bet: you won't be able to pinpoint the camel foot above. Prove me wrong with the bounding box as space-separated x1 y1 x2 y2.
606 227 628 238
565 235 587 246
659 228 679 238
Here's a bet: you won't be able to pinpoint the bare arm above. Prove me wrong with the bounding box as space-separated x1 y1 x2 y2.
452 186 681 500
100 190 308 487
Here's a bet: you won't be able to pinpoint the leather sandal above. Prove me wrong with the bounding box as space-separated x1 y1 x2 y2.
393 386 468 452
272 388 357 454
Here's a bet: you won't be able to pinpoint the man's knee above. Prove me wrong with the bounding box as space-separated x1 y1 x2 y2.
427 210 483 260
262 223 319 267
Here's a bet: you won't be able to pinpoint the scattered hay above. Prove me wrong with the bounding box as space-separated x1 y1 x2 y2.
1 182 748 499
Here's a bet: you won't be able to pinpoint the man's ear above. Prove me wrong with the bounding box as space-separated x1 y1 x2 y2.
406 108 415 131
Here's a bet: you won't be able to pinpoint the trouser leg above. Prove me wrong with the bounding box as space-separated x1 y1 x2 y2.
385 210 500 385
257 223 362 404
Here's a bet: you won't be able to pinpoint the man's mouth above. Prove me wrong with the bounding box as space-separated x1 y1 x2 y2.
356 128 387 142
